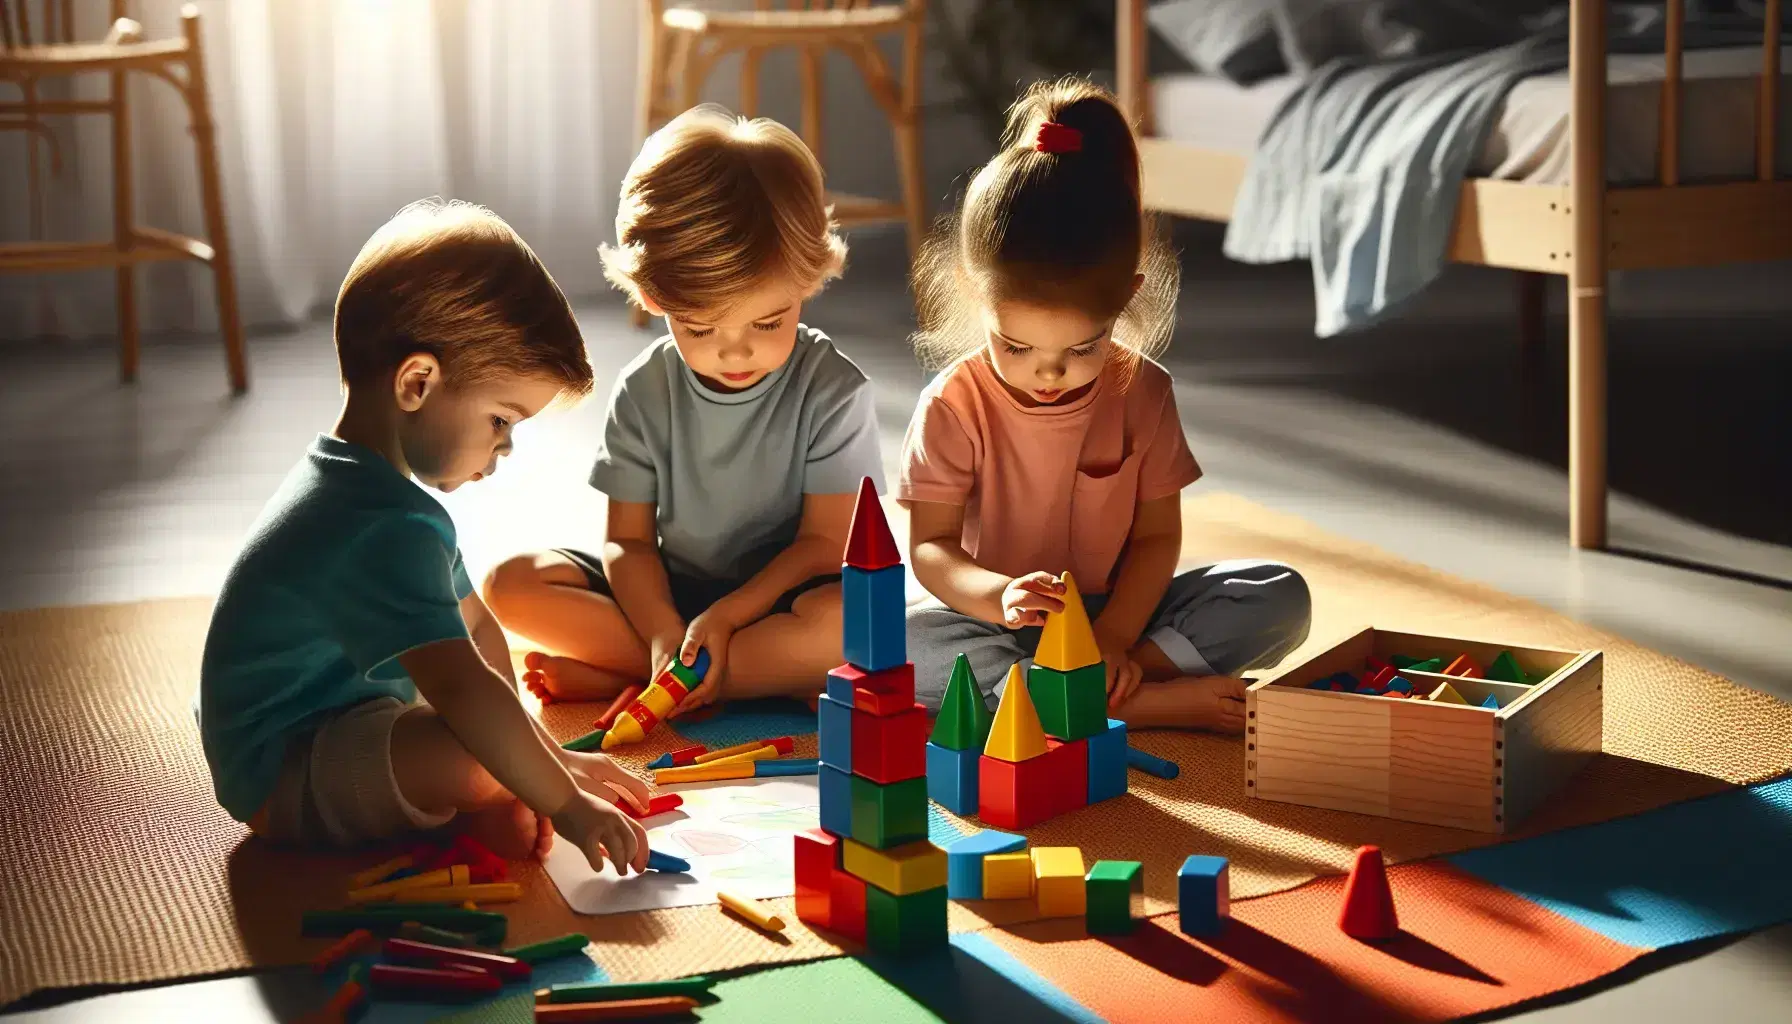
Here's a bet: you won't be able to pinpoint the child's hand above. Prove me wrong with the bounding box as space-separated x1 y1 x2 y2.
669 608 735 716
1001 572 1066 628
648 627 688 685
551 790 649 876
1098 633 1145 711
561 749 652 814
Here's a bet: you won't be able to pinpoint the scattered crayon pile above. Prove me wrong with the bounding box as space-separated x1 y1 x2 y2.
649 736 817 784
1304 649 1535 709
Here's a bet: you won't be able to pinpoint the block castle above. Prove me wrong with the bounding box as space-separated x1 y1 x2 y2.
795 478 948 955
967 573 1129 830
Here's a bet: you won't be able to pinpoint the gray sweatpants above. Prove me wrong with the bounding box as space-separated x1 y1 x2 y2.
907 559 1312 711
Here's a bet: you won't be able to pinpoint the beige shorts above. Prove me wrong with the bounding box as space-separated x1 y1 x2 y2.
255 697 455 847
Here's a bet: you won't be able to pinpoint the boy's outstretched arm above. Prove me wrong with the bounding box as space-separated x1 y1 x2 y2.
601 500 687 675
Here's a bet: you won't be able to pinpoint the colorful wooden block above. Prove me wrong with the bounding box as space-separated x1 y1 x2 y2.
985 664 1048 762
926 741 978 816
1406 657 1444 673
1086 718 1128 804
865 883 947 956
978 751 1055 831
981 852 1033 900
829 868 868 942
1027 661 1108 741
931 654 993 750
843 838 947 896
793 828 840 929
1366 664 1398 690
826 662 916 716
1487 650 1529 684
1385 675 1414 695
1428 681 1469 705
843 564 906 672
1030 847 1086 918
818 763 853 838
817 694 852 771
851 702 929 784
1339 845 1398 939
1178 855 1230 937
1480 694 1501 709
849 774 928 849
1041 737 1089 820
944 829 1027 900
1443 653 1483 679
844 476 901 571
1033 572 1103 672
1085 860 1144 935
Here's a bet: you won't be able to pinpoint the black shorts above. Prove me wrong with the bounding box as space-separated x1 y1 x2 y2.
553 549 840 624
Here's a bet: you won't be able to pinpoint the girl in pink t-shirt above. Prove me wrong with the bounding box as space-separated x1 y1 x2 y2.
897 79 1310 734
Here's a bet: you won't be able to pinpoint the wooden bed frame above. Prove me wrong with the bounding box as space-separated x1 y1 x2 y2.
1117 0 1791 550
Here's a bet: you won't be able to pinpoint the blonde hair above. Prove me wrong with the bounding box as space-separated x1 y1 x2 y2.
335 199 592 395
911 78 1179 371
601 105 847 317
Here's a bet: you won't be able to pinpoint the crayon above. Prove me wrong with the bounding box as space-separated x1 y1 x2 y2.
700 744 781 768
537 975 716 1005
647 849 692 873
320 979 366 1019
387 882 522 904
595 685 645 730
534 997 701 1021
368 962 501 1000
301 907 506 938
502 932 590 965
619 793 684 820
752 758 819 777
694 736 794 764
716 889 784 933
397 921 481 948
347 864 470 903
562 728 607 753
349 854 414 890
309 928 373 973
1124 746 1180 780
654 762 755 785
383 937 531 981
604 650 709 749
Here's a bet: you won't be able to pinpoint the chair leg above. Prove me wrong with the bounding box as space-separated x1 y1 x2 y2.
740 46 763 118
630 16 669 330
895 16 926 258
110 68 139 383
183 8 248 393
799 48 824 163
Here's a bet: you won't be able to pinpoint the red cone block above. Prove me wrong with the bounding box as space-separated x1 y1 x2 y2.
1338 845 1399 939
843 477 900 571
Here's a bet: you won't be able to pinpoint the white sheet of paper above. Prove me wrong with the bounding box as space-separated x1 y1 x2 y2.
543 776 820 915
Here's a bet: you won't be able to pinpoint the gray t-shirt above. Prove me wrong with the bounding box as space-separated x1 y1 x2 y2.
590 325 884 582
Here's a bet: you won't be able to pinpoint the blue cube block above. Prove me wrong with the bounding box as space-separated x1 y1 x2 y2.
843 564 906 672
926 741 978 817
818 694 853 771
1086 718 1128 804
818 763 853 838
1178 854 1230 937
944 829 1027 900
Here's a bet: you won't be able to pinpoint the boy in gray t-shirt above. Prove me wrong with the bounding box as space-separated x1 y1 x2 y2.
484 107 883 716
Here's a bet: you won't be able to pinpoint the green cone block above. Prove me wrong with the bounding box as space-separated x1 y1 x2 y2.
931 654 994 750
1487 650 1530 684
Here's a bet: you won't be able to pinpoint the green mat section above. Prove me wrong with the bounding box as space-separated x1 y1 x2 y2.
695 957 942 1022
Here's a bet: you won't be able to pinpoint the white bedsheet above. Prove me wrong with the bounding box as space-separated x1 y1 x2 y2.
1153 44 1792 185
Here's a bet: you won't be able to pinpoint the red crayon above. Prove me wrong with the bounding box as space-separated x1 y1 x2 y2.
620 793 684 820
383 937 531 981
594 684 645 730
368 962 501 999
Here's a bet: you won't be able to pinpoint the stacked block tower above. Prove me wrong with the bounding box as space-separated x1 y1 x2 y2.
976 573 1129 829
794 478 948 954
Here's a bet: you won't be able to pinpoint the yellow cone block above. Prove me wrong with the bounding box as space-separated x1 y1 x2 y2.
842 838 948 897
1429 681 1470 705
1033 573 1103 673
982 852 1034 900
985 664 1048 762
1031 847 1086 918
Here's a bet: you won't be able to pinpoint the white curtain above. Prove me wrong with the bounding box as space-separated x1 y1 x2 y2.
0 0 644 342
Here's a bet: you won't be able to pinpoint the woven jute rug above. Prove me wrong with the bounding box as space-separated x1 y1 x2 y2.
2 493 1787 1003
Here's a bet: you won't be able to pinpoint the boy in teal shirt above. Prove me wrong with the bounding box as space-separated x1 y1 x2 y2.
199 200 648 869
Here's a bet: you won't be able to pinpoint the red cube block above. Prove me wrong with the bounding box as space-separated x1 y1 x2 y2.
828 663 916 716
1042 737 1088 819
979 752 1056 830
850 703 929 784
794 828 840 929
829 867 868 942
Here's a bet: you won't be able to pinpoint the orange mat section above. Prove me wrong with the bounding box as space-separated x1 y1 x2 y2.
983 860 1644 1024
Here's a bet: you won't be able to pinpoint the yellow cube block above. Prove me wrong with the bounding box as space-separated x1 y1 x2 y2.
1031 847 1085 918
842 837 947 896
982 852 1034 900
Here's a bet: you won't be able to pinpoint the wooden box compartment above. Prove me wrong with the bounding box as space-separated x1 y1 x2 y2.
1246 628 1603 833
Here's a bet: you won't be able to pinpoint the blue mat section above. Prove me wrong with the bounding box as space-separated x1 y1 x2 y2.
668 697 818 749
928 803 971 845
858 933 1103 1024
1449 775 1792 949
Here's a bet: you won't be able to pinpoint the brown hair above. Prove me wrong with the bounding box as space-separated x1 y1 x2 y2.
600 105 847 318
912 78 1178 370
334 199 593 395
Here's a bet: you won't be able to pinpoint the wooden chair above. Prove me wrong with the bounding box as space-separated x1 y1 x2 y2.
631 0 927 326
1 1 247 392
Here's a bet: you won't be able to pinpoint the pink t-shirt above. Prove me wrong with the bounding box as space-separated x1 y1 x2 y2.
898 352 1202 594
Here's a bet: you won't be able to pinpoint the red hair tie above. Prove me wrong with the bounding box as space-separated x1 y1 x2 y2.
1034 121 1082 154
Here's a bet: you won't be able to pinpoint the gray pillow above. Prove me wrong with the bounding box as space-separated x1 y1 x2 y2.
1147 0 1290 84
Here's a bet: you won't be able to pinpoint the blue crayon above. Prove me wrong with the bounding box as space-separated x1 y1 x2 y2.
1125 746 1180 780
754 757 820 777
647 753 674 769
646 849 691 873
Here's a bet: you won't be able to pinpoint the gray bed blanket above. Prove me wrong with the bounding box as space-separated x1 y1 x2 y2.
1221 7 1781 337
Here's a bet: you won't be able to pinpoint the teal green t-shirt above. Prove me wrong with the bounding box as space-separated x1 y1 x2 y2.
198 435 474 822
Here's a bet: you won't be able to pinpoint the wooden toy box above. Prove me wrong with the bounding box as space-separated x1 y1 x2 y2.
1246 628 1603 833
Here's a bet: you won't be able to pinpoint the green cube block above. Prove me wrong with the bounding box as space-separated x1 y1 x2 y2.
865 883 948 955
1026 662 1108 741
1085 860 1144 935
850 774 928 849
1487 650 1530 685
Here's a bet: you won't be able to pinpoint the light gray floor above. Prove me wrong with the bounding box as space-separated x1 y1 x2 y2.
1 230 1787 1020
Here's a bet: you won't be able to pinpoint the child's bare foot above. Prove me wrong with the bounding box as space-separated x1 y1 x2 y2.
1111 674 1248 732
522 651 637 704
463 799 554 860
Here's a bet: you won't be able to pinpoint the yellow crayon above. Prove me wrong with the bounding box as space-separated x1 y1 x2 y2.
702 745 779 768
601 676 683 750
349 854 415 890
653 762 755 785
347 864 470 903
716 889 784 934
692 736 790 764
388 882 523 904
